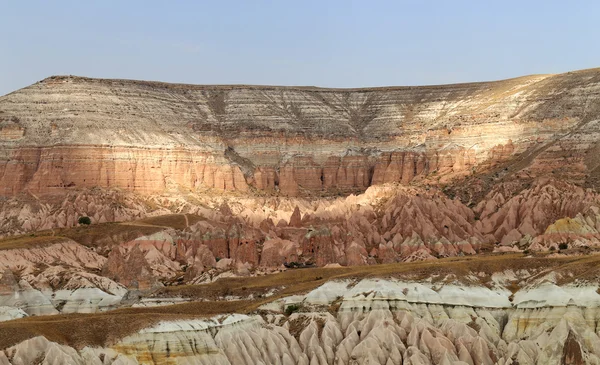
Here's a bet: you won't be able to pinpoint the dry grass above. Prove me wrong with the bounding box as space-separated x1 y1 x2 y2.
135 214 204 230
0 235 68 250
61 223 161 248
0 214 204 251
0 300 258 350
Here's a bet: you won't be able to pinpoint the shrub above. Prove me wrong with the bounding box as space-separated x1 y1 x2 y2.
549 246 556 251
558 243 569 250
284 304 301 316
78 216 91 225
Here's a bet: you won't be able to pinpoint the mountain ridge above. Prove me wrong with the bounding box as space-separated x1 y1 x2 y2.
30 70 557 92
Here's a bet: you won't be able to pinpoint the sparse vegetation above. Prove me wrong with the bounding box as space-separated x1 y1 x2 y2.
559 243 569 250
327 297 343 315
0 235 66 250
0 214 205 251
285 304 301 316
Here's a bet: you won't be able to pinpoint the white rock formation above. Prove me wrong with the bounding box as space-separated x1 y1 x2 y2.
3 277 600 364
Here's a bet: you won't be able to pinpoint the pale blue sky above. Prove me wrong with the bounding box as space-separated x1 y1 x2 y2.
1 1 599 95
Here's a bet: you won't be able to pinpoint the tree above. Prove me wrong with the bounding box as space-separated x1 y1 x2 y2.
78 216 91 225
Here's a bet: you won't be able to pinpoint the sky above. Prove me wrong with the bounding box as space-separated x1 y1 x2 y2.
1 1 599 96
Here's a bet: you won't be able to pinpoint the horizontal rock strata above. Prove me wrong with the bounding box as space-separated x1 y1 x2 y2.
1 69 599 197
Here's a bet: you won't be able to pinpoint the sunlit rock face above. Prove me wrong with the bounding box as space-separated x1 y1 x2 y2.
3 180 600 317
1 69 600 248
1 69 599 197
0 183 490 316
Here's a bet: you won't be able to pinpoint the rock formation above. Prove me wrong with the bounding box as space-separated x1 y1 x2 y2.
0 69 599 199
3 263 600 364
2 68 600 364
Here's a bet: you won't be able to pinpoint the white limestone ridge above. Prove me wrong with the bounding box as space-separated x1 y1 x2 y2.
3 276 600 364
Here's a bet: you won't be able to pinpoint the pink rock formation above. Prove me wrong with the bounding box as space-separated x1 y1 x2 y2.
288 206 302 228
476 178 597 244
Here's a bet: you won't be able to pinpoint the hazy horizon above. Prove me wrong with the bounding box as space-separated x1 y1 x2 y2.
2 1 599 96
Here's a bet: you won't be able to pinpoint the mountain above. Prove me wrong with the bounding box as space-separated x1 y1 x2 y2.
1 69 599 198
1 68 600 364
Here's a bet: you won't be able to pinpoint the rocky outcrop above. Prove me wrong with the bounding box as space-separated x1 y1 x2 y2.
0 189 158 238
0 239 126 315
476 178 598 245
5 271 600 364
0 70 600 263
4 69 600 364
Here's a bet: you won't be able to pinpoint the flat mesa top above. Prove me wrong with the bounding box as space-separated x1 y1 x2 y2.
35 72 552 92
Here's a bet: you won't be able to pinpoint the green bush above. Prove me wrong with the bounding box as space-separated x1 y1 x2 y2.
284 304 301 316
78 216 91 225
558 243 569 250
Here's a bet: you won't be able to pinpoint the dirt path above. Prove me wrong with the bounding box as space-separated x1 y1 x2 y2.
119 213 191 230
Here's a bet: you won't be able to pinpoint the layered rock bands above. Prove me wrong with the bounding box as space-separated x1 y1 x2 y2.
1 68 599 197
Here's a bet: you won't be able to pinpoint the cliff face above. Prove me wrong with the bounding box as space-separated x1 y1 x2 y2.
1 69 599 197
0 69 599 258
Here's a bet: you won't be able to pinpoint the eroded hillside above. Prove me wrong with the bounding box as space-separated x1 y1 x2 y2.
2 69 600 364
